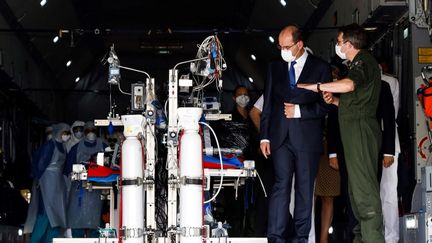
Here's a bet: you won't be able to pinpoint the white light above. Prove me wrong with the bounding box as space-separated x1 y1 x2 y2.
364 27 378 31
248 77 254 83
280 0 287 7
251 54 256 61
403 28 409 39
158 50 170 54
328 226 333 234
66 60 72 67
75 77 80 83
53 36 59 43
40 0 47 7
268 36 275 43
405 215 418 229
18 229 23 236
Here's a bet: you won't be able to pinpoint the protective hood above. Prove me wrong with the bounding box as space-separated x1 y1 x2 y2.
70 121 85 138
52 123 70 142
83 121 98 143
84 121 96 131
66 120 85 152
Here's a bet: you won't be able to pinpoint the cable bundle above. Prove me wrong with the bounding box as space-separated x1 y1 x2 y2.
191 35 227 100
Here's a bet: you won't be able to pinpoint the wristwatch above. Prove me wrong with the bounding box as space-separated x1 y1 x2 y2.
317 82 321 92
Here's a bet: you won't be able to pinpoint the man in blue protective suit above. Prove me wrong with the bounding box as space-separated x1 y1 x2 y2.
64 121 107 238
24 123 71 243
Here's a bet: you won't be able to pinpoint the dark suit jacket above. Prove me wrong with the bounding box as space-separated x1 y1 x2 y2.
260 54 331 152
377 81 395 155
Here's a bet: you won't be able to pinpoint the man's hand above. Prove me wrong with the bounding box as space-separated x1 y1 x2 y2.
323 91 333 104
260 142 271 159
382 155 394 168
323 91 339 106
329 157 339 170
284 103 295 118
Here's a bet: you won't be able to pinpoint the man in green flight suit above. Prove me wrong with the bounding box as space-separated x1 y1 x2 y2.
297 23 384 243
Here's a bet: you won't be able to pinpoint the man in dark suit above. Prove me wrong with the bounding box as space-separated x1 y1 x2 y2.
377 80 398 243
260 25 331 243
377 81 396 169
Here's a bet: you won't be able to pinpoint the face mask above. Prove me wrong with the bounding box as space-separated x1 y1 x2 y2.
335 44 347 60
74 131 83 139
281 49 297 63
86 132 97 141
235 95 250 108
46 134 53 141
61 134 71 142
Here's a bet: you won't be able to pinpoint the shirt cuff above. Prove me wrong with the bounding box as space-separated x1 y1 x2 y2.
383 154 394 157
329 153 337 158
260 139 270 144
294 104 301 118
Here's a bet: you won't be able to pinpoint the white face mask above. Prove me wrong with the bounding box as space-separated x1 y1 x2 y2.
281 49 297 63
74 131 83 139
61 134 71 142
335 44 347 60
86 132 97 141
235 95 250 108
46 134 53 141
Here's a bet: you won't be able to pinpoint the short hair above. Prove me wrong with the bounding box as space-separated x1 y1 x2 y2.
291 27 303 43
280 25 304 43
338 23 367 49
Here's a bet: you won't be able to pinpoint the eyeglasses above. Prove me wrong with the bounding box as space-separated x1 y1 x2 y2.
277 42 297 51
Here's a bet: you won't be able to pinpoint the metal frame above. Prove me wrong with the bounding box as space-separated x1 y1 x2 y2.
167 69 180 241
54 237 268 243
144 78 157 234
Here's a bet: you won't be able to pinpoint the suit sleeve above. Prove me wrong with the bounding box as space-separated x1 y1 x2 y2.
260 63 274 140
377 81 395 155
299 61 332 119
299 99 329 119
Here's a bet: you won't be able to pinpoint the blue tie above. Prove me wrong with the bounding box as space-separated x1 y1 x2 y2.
289 61 297 89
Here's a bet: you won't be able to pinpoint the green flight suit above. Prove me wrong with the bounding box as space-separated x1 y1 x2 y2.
338 50 384 243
